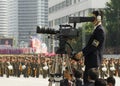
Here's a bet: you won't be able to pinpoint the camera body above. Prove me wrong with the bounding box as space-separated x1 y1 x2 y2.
36 16 95 54
36 24 79 39
37 16 95 38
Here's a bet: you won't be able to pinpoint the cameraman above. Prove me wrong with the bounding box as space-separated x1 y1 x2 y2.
74 10 106 85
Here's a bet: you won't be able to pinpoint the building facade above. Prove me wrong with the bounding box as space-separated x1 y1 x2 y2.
0 0 18 45
18 0 48 45
48 0 109 28
0 0 48 46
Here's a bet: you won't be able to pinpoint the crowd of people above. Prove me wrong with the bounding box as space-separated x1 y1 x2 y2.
104 47 120 54
59 57 118 86
0 54 119 86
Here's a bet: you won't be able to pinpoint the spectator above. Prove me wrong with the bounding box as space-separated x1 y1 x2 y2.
83 68 99 86
106 76 115 86
74 70 83 86
95 78 107 86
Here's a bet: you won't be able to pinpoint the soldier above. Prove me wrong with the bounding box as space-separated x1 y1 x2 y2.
0 57 4 77
42 59 49 78
10 56 15 76
39 58 45 78
115 58 120 77
18 57 23 77
28 60 31 77
15 57 21 77
108 58 115 77
22 57 27 76
22 59 28 77
23 57 32 78
100 58 107 79
34 59 40 78
47 58 54 77
4 57 11 77
39 57 44 75
114 59 119 77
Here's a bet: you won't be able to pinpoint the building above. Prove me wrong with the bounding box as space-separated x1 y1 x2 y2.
48 0 109 52
0 0 48 47
18 0 48 45
48 0 109 28
0 0 18 45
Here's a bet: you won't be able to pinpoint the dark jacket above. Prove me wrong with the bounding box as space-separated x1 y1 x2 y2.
60 79 69 86
82 25 106 68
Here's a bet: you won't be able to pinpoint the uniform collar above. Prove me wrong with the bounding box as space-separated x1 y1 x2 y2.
94 22 102 30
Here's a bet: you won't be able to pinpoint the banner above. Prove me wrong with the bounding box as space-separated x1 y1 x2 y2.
0 38 13 47
30 36 41 53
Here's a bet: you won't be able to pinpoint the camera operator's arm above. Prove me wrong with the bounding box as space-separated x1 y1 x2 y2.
74 26 105 60
82 28 104 57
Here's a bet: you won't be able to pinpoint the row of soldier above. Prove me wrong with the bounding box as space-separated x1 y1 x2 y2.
69 57 120 79
0 55 47 78
0 54 120 79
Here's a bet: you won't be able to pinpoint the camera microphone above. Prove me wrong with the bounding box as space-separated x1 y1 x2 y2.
69 16 95 23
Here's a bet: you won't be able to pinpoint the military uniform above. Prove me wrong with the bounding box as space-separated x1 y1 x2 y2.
100 62 107 79
115 59 120 77
5 61 10 77
23 62 28 77
23 58 31 77
0 61 4 76
42 61 49 78
108 61 115 77
13 60 20 77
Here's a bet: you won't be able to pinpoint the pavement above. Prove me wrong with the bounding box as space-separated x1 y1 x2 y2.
0 75 120 86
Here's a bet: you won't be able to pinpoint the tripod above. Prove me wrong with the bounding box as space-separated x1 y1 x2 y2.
49 35 73 86
48 38 74 86
48 54 73 86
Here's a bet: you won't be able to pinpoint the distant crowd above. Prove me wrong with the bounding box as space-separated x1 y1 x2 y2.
104 47 120 54
0 54 120 86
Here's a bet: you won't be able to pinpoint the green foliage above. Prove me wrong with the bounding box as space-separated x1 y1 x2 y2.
105 0 120 48
69 23 93 52
83 22 94 42
68 27 82 52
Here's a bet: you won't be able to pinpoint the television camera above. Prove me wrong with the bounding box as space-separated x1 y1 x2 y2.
37 24 79 54
36 16 95 55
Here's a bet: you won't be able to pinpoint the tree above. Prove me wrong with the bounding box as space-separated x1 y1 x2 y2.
68 27 83 52
105 0 120 49
83 22 94 43
69 23 94 52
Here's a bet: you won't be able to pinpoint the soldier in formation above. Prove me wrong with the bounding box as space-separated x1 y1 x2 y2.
0 54 120 81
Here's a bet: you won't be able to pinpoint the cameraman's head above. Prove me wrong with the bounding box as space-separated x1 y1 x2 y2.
92 10 103 26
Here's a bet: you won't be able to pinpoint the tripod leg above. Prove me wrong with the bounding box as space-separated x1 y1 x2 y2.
66 54 73 75
48 82 52 86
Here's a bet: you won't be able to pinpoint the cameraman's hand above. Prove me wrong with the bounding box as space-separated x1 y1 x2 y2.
75 51 83 60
